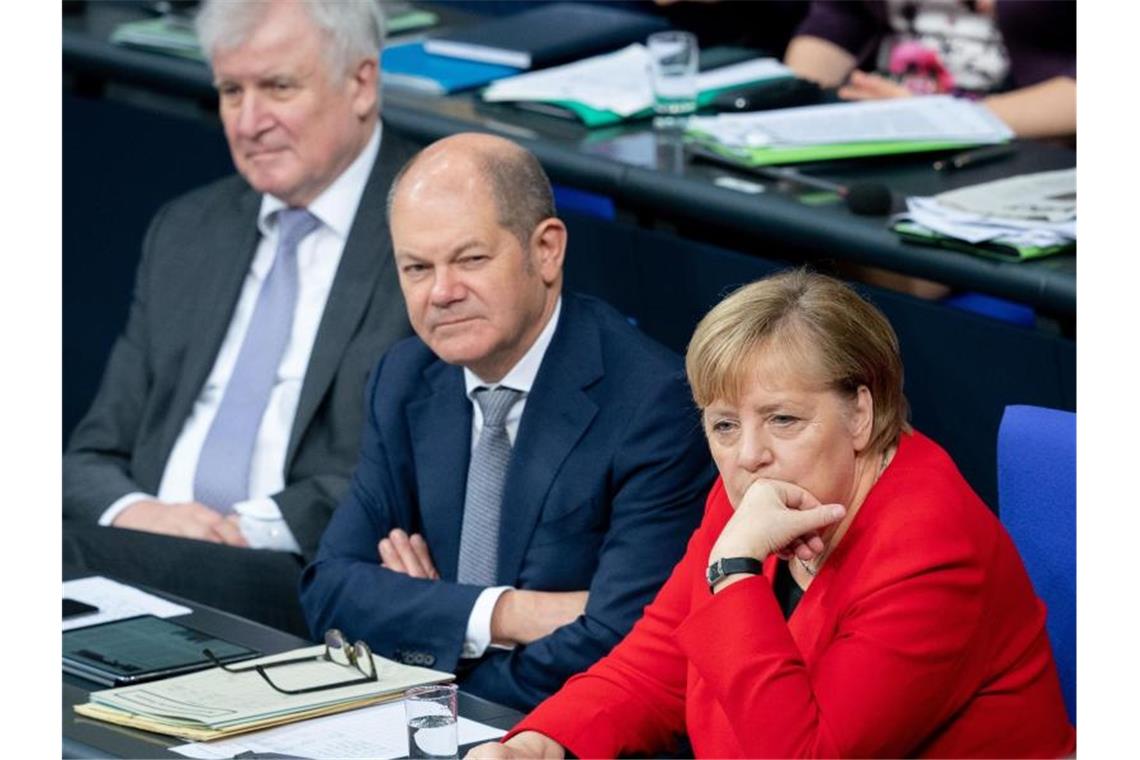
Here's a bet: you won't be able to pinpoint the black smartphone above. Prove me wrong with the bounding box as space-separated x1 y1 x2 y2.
63 598 100 620
709 78 824 113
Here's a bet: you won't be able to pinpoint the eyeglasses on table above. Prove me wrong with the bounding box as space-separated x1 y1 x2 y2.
204 628 378 695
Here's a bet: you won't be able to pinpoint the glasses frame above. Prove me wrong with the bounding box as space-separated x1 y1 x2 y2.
204 629 378 696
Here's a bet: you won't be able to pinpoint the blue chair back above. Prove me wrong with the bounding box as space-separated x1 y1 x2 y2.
997 405 1076 724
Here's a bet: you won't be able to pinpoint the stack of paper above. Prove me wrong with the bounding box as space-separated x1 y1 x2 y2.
170 700 506 760
686 95 1013 166
893 169 1076 261
75 645 453 741
482 44 793 127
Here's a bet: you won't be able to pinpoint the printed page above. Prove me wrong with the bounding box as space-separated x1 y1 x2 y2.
170 701 506 760
63 576 191 630
690 96 1013 147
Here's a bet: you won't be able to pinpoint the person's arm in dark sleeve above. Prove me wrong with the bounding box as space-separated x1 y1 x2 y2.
299 358 484 660
786 0 882 87
63 203 169 521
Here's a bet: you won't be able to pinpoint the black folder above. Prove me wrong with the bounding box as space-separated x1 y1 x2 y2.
424 2 668 70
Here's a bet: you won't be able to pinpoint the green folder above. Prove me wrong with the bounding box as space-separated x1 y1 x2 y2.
387 6 440 34
685 131 983 167
891 220 1074 262
109 17 204 61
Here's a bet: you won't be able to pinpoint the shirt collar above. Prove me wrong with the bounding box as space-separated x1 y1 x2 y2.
464 296 563 398
257 123 382 240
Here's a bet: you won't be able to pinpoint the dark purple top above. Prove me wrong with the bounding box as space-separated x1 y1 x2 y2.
796 0 1075 89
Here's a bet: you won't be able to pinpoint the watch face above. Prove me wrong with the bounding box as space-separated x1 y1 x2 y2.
706 561 720 585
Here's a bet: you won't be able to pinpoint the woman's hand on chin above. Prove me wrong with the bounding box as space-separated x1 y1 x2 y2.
710 479 846 566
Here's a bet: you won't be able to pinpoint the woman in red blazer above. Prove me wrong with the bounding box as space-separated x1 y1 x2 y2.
469 270 1075 758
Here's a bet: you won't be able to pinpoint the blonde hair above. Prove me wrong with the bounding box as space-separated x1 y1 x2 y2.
686 270 910 455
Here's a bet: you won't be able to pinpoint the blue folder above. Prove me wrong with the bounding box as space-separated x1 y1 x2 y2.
381 42 522 95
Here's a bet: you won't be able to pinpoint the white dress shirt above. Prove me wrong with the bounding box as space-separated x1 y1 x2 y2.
99 126 383 552
459 297 562 659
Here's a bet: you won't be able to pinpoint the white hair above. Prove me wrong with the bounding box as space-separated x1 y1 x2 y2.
195 0 386 78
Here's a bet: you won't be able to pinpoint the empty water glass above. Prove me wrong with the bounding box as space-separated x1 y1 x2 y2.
648 31 699 129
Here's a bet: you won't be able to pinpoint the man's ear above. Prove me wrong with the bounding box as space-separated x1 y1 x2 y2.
349 57 379 120
530 218 567 285
851 385 875 453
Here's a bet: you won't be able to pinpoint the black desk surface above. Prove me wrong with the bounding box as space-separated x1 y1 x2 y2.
62 572 522 759
62 6 1075 316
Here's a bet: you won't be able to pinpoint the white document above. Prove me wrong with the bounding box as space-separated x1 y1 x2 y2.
688 95 1013 148
484 44 791 116
63 576 191 630
934 168 1076 222
169 700 507 760
906 199 1074 246
902 168 1076 246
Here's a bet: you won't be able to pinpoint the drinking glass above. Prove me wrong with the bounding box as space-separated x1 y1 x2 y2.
405 683 458 759
648 31 699 129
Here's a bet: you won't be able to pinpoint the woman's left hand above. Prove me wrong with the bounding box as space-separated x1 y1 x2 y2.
709 479 846 568
838 70 913 101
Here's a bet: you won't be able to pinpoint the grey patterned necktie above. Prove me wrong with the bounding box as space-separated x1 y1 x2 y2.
457 387 523 585
193 207 321 513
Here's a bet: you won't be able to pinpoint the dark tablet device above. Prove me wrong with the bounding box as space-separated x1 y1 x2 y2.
63 615 259 686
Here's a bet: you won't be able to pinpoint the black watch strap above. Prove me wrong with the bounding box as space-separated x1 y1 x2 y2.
706 556 763 592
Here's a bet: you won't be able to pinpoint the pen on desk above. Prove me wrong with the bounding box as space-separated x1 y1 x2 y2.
933 143 1018 172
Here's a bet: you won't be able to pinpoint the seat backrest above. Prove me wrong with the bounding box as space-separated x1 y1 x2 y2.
997 405 1076 724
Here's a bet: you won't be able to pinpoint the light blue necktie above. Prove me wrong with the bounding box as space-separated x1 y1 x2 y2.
193 208 321 512
457 387 523 585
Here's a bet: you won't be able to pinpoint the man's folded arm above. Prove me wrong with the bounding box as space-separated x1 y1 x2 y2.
301 358 486 661
459 376 715 711
298 473 485 665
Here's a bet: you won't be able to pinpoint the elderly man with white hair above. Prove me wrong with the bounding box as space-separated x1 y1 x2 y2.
63 0 417 635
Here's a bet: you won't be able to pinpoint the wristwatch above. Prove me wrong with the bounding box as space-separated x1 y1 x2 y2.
706 557 763 592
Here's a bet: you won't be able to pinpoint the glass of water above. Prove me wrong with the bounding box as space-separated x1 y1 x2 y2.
405 683 459 759
647 31 699 129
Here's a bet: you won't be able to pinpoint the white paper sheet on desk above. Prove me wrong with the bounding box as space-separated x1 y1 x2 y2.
901 169 1077 246
689 95 1012 148
484 43 791 116
169 700 507 759
906 198 1076 245
63 576 191 630
934 168 1076 222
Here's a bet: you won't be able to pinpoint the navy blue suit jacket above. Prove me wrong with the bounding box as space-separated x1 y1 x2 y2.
300 292 714 711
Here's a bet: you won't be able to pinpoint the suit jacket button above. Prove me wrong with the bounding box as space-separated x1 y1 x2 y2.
424 654 435 666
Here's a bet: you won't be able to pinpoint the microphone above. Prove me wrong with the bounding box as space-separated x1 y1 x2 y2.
844 182 894 216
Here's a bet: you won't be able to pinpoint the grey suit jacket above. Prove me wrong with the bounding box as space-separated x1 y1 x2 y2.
63 124 420 560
